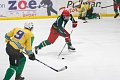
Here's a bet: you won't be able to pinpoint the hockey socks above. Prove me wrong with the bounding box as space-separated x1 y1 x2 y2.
35 40 51 54
3 65 18 80
38 40 51 49
16 57 26 77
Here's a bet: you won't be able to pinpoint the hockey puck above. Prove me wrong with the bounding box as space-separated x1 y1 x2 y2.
65 66 67 69
61 58 65 59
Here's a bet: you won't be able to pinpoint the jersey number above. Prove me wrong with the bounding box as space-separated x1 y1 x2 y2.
14 30 24 39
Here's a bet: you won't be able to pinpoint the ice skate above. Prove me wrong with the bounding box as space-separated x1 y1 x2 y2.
83 20 88 23
15 75 24 80
34 46 40 54
78 16 82 19
97 14 100 19
68 45 75 51
114 13 119 18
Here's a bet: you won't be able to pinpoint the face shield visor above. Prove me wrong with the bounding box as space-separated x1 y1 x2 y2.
64 16 70 20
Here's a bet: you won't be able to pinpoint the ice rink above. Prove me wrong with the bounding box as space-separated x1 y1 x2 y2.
0 17 120 80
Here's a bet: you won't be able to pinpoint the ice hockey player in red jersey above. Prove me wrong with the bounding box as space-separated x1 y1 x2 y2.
113 0 120 18
34 10 78 54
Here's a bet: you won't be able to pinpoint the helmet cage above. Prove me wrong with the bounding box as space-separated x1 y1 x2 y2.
24 22 34 31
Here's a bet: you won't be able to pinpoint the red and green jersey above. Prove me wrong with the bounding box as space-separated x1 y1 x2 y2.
52 14 75 36
113 0 120 3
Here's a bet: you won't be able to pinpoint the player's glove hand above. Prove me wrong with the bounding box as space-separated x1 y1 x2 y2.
81 17 86 20
72 21 78 28
29 53 36 61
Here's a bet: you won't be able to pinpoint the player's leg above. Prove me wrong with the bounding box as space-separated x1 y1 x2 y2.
86 7 93 18
118 3 120 14
114 3 119 18
50 6 57 14
47 7 51 16
15 54 26 80
3 43 24 80
63 29 75 50
35 28 59 54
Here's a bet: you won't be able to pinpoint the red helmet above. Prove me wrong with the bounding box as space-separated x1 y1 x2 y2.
62 10 70 17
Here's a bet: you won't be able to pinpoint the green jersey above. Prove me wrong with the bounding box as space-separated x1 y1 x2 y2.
113 0 120 3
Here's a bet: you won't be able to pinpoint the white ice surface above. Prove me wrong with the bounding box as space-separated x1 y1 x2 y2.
0 17 120 80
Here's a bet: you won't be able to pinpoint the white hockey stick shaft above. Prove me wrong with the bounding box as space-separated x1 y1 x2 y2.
57 29 74 58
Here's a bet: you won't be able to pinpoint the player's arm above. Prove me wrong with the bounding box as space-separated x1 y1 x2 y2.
70 14 75 22
81 6 87 17
5 28 16 42
25 35 34 55
70 14 78 28
25 35 35 61
40 0 44 5
57 17 66 36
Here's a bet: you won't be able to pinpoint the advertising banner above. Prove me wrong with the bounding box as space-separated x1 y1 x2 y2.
0 0 115 18
7 0 58 17
0 1 7 17
57 0 114 15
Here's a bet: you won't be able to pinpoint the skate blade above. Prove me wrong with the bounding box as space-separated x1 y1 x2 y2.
68 49 76 52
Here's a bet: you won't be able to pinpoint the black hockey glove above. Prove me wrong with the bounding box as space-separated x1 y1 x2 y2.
81 17 86 20
29 53 36 61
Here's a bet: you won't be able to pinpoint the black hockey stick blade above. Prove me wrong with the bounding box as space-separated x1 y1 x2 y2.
101 5 113 8
35 59 67 72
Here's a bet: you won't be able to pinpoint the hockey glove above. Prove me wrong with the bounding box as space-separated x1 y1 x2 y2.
72 21 78 28
29 53 36 61
82 17 86 20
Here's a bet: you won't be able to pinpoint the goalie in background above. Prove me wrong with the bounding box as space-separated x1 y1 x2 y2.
113 0 120 18
34 10 78 54
39 0 57 16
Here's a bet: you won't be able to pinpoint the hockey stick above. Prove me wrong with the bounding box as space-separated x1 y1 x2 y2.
101 5 113 8
57 29 74 58
35 59 67 72
38 5 47 8
22 52 67 72
57 43 67 58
